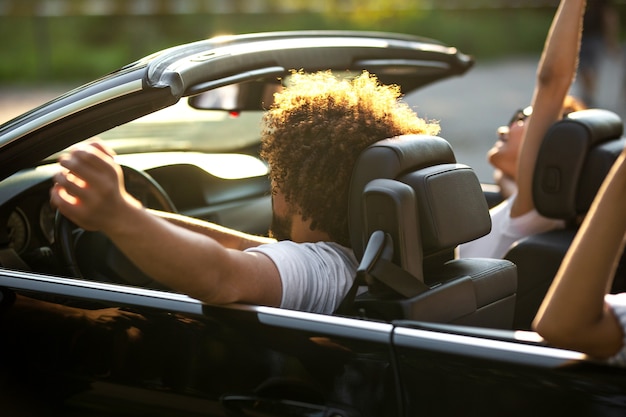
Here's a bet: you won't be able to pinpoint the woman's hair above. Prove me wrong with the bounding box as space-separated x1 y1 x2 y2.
261 70 440 247
563 94 587 116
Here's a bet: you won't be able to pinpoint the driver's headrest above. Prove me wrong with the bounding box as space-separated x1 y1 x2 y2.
533 109 625 220
348 135 491 264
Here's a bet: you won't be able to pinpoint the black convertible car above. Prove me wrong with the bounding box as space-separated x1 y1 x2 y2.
1 31 625 417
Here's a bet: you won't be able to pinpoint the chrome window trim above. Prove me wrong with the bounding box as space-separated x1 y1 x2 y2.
394 326 586 367
256 306 393 343
0 267 204 315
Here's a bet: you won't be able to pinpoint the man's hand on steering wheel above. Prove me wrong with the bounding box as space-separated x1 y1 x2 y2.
51 139 143 234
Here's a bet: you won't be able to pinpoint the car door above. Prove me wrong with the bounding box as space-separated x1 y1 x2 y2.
390 320 626 416
0 268 400 417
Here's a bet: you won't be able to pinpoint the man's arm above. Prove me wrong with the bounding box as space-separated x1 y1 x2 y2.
511 0 586 217
149 209 275 251
50 140 282 307
533 147 626 358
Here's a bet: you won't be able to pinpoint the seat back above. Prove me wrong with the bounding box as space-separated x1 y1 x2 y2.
346 135 517 329
505 108 625 329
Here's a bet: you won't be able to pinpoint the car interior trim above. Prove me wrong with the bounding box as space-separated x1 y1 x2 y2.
354 59 452 71
185 66 285 96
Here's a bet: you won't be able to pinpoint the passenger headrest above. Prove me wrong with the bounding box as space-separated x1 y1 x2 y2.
533 109 624 220
349 135 491 262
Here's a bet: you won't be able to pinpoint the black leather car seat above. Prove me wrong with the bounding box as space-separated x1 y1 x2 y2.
504 108 625 330
342 135 517 329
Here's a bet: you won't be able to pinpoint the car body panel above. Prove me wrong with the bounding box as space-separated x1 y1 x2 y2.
395 330 626 416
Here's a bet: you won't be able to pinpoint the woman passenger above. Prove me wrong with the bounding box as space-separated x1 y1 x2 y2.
458 0 588 259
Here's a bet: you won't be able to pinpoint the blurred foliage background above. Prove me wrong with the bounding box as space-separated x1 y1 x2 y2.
1 0 625 84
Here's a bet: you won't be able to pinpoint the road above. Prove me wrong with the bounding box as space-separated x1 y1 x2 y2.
1 54 624 183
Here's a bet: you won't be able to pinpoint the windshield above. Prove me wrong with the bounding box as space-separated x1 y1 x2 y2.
97 98 264 154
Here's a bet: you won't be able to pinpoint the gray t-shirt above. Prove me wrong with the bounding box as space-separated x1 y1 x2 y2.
605 293 626 367
245 241 358 314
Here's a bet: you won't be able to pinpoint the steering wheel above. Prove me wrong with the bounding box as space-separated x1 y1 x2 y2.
55 165 177 289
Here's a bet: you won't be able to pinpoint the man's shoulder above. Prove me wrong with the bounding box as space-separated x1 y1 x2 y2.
247 240 356 267
251 240 353 255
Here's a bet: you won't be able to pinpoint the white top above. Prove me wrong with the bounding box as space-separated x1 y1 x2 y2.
245 241 358 314
458 194 565 259
605 293 626 366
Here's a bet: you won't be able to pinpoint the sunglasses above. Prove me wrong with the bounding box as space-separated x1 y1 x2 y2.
508 105 533 126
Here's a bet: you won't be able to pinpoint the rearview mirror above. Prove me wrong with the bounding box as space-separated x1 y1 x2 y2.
188 82 282 111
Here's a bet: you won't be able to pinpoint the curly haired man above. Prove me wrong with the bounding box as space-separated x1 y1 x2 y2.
50 71 439 314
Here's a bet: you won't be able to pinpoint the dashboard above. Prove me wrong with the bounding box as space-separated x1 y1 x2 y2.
0 153 272 279
2 166 58 265
9 190 55 254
